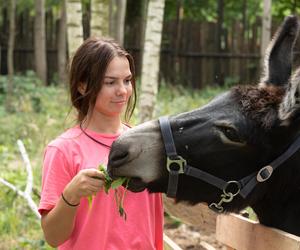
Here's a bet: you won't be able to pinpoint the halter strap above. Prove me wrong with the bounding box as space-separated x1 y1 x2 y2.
159 116 183 197
159 116 300 207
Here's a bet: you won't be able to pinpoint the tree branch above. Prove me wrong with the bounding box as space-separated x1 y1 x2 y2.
0 140 41 219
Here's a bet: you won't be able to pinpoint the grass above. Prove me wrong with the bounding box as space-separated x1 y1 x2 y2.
0 72 230 249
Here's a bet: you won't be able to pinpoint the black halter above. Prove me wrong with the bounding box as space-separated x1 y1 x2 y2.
159 116 300 213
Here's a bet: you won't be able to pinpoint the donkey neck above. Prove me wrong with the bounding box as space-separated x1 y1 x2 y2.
251 189 300 236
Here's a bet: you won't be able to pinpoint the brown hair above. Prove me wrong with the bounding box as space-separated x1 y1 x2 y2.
69 37 137 123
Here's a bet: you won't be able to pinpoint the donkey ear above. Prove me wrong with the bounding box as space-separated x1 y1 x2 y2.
260 16 299 87
279 68 300 124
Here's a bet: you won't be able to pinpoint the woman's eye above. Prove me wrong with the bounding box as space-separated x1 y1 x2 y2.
124 79 131 85
105 81 114 85
218 126 243 143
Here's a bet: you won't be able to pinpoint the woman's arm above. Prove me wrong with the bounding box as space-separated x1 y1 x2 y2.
41 194 78 247
41 169 105 247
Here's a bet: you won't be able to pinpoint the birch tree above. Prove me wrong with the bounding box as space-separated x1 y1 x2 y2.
67 0 84 57
57 0 67 84
261 0 272 67
34 0 47 85
5 0 16 112
109 0 127 45
139 0 165 123
115 0 127 45
90 0 109 37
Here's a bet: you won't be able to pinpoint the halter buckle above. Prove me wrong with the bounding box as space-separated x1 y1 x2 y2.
256 165 273 182
167 155 186 174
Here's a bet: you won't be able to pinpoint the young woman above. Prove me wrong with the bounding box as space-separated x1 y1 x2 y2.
38 38 164 250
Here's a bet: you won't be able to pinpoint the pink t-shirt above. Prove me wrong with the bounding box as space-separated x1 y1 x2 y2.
38 126 164 250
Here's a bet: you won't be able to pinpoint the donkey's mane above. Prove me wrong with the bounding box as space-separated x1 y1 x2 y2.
233 85 285 129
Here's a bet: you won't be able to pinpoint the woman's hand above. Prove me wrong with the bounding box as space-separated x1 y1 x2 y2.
63 169 105 205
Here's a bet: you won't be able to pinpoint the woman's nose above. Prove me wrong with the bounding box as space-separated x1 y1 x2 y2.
116 82 127 95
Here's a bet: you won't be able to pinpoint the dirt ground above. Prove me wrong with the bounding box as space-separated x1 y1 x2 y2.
164 221 226 250
163 197 227 250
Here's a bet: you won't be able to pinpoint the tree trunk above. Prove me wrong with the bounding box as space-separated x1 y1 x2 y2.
114 0 127 45
138 0 165 123
57 0 67 85
242 0 247 51
90 0 109 37
34 0 47 85
261 0 272 67
139 0 149 73
6 0 16 112
292 0 297 14
109 0 116 38
172 0 183 83
215 0 224 86
82 0 91 39
66 0 84 57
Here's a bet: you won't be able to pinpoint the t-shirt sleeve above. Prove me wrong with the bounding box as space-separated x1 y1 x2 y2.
38 146 74 215
155 193 164 250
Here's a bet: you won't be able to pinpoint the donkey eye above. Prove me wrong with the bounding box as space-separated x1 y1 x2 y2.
218 126 243 143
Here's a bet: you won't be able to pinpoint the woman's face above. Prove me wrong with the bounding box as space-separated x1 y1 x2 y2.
93 56 133 118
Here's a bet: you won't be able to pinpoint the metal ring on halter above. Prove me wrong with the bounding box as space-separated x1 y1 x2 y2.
223 180 241 196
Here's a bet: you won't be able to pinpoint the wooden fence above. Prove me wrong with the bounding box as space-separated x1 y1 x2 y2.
216 214 300 250
164 197 300 250
1 16 300 88
125 19 262 88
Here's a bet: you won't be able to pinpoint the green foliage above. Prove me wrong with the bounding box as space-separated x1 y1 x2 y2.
154 81 227 118
164 0 298 27
0 72 71 248
272 0 300 21
16 0 34 15
165 0 217 22
164 211 182 229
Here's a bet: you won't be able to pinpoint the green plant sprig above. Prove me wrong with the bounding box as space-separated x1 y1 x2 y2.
87 164 130 220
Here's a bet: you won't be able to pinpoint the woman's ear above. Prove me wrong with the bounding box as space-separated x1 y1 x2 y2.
78 82 87 95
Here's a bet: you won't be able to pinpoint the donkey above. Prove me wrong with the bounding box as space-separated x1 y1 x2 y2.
108 16 300 236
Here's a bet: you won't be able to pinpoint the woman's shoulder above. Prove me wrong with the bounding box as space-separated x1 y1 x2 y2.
47 126 82 150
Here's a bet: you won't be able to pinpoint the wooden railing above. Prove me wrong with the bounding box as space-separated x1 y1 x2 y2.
216 213 300 250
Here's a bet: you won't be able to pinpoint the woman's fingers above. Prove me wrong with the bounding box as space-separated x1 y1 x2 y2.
85 169 105 180
67 168 106 199
89 178 105 189
86 183 104 195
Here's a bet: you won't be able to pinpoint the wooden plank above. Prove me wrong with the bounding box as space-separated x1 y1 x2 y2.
216 213 300 250
163 233 183 250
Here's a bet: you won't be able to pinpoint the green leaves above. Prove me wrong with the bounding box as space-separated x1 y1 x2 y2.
87 164 130 220
113 178 130 221
87 195 93 208
111 178 127 189
99 165 113 194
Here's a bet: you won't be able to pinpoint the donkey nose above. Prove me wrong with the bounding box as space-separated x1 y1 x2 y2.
109 149 129 165
107 148 129 176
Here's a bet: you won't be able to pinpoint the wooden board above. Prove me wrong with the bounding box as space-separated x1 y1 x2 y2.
163 195 217 233
216 213 300 250
163 233 183 250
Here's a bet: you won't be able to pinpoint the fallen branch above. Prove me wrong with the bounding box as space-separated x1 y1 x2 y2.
0 139 40 219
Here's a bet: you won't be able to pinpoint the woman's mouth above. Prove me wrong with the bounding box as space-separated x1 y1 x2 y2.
112 100 126 104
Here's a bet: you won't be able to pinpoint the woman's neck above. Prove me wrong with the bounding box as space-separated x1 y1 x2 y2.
82 114 123 134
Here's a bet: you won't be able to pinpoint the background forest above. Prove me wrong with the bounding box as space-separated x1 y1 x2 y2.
0 0 300 249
